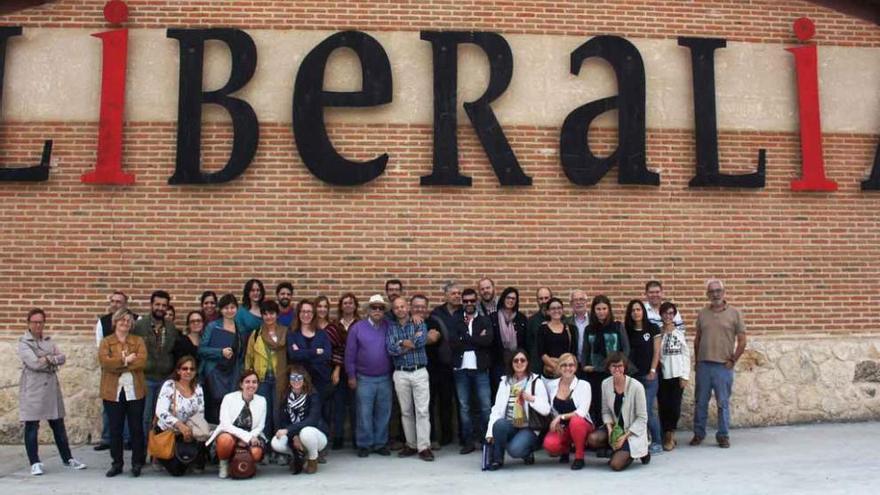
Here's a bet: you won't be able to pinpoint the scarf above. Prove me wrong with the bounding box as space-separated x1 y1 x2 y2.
498 310 518 352
285 391 308 424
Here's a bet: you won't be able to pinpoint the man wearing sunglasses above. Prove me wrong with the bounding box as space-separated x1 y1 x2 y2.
450 288 494 455
345 295 393 457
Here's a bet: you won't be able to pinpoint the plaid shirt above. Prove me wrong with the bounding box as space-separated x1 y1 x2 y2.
386 319 428 369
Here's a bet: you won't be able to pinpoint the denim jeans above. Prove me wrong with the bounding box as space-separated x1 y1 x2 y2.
331 369 356 443
101 403 129 445
637 374 662 446
355 374 392 449
142 378 164 441
693 361 735 438
24 419 72 465
491 419 539 461
453 369 491 444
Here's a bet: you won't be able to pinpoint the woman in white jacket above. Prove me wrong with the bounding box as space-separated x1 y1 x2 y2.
485 349 550 470
542 353 594 470
587 352 650 471
206 369 266 478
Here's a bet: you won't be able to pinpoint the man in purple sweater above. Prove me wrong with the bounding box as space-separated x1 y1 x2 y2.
345 294 393 458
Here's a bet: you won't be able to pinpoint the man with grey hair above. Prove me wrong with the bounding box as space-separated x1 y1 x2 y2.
691 279 747 449
564 289 590 373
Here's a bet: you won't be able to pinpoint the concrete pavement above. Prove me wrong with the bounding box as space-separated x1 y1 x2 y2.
0 422 877 494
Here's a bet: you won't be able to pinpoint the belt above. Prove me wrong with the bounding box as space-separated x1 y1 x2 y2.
395 365 425 372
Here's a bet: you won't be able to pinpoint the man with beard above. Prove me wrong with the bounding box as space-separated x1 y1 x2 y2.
526 287 552 374
275 282 295 328
132 290 178 440
475 278 498 317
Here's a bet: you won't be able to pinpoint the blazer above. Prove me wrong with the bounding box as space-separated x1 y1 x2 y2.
488 310 527 368
449 311 494 370
486 373 551 439
98 333 147 402
601 375 648 458
206 391 267 445
545 376 592 423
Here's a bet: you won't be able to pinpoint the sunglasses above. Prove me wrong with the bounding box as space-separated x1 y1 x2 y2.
179 367 195 372
369 306 385 311
289 374 304 382
511 358 528 364
462 299 477 304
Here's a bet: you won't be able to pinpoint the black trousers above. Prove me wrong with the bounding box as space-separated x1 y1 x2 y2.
585 371 610 426
657 372 684 432
104 390 146 468
428 366 455 445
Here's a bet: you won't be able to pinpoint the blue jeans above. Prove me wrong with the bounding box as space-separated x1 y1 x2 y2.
25 419 72 465
257 377 276 436
693 361 734 438
453 369 491 444
331 369 356 442
142 378 164 441
491 419 539 462
637 374 662 446
355 374 392 449
101 403 129 445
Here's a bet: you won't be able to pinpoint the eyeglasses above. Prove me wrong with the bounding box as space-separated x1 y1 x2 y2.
504 295 517 300
662 310 676 316
511 358 527 364
179 367 195 372
708 289 724 294
289 374 304 382
549 306 563 311
559 362 576 368
462 299 477 304
609 363 626 369
188 319 204 325
28 320 45 324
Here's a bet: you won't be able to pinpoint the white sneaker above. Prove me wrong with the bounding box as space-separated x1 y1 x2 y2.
30 462 44 476
218 459 228 479
66 458 87 470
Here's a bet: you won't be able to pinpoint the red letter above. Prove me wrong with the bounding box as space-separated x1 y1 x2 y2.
81 1 134 185
787 17 836 192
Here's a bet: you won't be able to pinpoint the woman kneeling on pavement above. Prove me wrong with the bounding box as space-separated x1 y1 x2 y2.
485 349 550 470
270 365 328 475
587 352 650 471
542 353 594 470
153 355 211 476
206 369 266 479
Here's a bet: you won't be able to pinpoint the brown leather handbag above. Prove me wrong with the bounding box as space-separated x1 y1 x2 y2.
147 387 177 460
229 447 256 479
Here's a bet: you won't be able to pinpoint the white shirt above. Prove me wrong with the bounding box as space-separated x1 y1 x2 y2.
459 314 478 370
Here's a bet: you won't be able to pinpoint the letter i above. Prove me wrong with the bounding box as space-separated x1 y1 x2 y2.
81 1 135 185
787 17 837 192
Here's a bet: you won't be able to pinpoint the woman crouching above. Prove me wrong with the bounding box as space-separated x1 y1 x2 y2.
271 365 328 474
206 369 266 478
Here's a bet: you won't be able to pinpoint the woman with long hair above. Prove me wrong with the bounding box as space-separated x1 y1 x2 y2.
244 300 288 442
235 279 265 345
153 356 210 476
536 298 576 380
581 295 630 431
624 299 662 455
271 365 329 475
325 292 359 449
206 370 267 479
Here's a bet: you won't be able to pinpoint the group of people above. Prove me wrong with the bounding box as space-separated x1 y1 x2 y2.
18 277 747 478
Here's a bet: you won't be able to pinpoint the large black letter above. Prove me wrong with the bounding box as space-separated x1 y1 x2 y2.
293 31 391 186
679 37 765 188
0 26 51 182
862 139 880 190
560 36 657 186
167 29 258 184
420 31 530 186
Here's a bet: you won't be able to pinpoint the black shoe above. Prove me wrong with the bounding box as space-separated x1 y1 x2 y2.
373 447 391 456
640 453 651 465
93 443 110 451
131 465 142 477
332 438 343 450
487 461 502 471
357 448 370 458
459 444 475 455
290 450 305 474
523 454 535 465
123 442 132 451
398 446 418 458
559 453 570 464
105 465 123 477
571 459 585 470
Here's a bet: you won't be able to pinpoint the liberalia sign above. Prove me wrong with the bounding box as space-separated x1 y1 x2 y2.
0 1 878 191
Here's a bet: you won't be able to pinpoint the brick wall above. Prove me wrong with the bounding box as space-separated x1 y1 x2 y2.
0 0 878 342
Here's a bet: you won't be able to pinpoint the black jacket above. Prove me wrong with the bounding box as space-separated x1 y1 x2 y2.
278 391 327 438
488 310 527 369
449 310 494 370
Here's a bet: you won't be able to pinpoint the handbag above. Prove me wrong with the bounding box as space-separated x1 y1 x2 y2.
526 378 551 433
174 438 200 464
229 446 257 479
147 390 177 460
